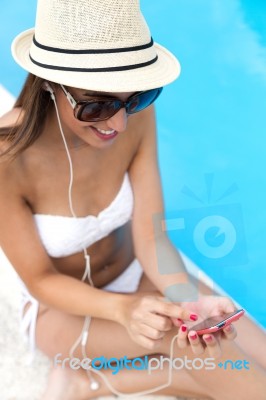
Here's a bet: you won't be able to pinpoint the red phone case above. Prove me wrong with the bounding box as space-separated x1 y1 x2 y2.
192 309 245 335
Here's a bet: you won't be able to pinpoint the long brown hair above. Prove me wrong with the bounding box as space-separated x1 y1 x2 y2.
0 73 53 158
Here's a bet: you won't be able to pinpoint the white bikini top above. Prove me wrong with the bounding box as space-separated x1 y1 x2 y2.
33 174 134 258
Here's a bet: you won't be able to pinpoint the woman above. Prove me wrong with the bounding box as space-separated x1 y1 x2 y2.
0 0 265 399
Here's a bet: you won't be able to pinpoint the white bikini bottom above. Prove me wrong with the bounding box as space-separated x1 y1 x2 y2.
18 259 143 360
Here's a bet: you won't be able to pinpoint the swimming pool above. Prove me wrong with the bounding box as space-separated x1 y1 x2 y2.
1 0 265 327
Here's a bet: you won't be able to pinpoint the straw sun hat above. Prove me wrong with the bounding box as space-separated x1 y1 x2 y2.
12 0 180 92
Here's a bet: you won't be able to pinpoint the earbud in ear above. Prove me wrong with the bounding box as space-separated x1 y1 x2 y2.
43 82 55 100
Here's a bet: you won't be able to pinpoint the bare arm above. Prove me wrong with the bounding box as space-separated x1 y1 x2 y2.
129 105 198 302
124 107 236 352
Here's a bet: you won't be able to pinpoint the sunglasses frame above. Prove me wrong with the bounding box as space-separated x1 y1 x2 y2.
60 84 163 122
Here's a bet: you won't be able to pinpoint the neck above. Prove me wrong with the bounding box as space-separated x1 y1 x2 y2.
37 106 88 151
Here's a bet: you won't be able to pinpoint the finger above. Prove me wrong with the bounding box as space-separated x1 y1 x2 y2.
171 317 184 327
188 331 205 355
222 324 237 340
219 297 236 313
202 334 222 358
138 323 166 340
154 299 198 323
146 313 173 332
177 324 189 349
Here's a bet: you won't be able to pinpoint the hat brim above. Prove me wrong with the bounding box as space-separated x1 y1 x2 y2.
12 28 181 92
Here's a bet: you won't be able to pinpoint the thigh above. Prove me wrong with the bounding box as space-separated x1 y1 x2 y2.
36 308 149 360
33 271 215 359
35 272 180 361
35 273 151 360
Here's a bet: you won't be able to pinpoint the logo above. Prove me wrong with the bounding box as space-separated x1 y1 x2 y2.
53 354 149 375
148 356 215 373
53 354 250 374
153 174 248 301
217 359 250 370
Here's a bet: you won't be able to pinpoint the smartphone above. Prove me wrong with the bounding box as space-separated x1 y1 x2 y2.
189 309 245 335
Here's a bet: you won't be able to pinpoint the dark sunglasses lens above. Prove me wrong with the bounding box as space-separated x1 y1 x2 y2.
127 88 163 114
78 100 121 122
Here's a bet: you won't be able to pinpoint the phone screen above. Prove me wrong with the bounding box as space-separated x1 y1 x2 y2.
190 309 243 331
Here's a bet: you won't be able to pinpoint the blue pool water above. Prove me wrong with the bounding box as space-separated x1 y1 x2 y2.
1 0 265 327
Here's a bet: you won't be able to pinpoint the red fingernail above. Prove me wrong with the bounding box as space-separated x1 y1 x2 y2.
181 325 187 332
190 314 198 321
205 335 212 342
189 333 198 340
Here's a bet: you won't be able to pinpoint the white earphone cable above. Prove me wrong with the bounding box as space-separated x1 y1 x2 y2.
52 92 177 397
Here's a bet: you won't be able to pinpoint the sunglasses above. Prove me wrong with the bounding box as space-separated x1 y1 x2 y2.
60 85 163 122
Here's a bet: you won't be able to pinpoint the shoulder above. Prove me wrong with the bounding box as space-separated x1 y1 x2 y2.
0 107 24 155
128 105 157 158
128 105 156 134
0 107 24 130
126 105 156 153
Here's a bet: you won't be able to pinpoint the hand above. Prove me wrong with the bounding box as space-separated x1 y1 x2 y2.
118 293 198 350
180 295 236 319
174 295 238 358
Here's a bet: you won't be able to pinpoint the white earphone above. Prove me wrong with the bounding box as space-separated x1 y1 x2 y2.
43 81 55 100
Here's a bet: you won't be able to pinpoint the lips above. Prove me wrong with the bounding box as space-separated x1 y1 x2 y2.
91 127 119 141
